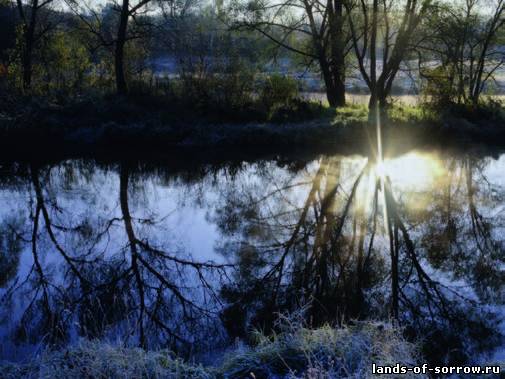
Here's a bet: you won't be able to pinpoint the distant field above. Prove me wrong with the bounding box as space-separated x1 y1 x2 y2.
302 92 505 106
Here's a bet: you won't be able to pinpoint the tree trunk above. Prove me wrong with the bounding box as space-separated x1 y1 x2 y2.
320 56 346 107
119 164 146 348
391 220 399 320
322 77 342 107
22 27 34 91
367 91 388 152
325 0 346 107
19 0 38 92
325 61 346 107
368 91 387 119
115 0 129 95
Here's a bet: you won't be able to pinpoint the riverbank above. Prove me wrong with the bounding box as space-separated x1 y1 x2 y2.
1 97 505 160
1 322 420 379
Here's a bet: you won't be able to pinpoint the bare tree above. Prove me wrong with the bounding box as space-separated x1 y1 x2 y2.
231 0 349 107
13 0 55 91
419 0 505 105
470 0 505 103
0 162 232 352
344 0 433 112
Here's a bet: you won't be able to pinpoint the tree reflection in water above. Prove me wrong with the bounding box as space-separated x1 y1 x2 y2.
215 153 505 365
0 162 230 359
0 152 504 365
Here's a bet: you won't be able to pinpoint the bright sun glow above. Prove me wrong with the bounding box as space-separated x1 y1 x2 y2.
378 152 444 189
375 160 386 178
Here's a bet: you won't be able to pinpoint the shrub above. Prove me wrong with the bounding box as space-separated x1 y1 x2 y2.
269 99 324 123
7 28 93 99
40 31 92 95
420 66 457 107
177 57 256 114
259 74 299 111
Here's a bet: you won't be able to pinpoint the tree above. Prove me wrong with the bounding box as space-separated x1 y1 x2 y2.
419 0 505 105
13 0 55 91
0 1 17 64
39 30 92 93
66 0 154 95
230 0 349 107
114 0 152 94
345 0 433 112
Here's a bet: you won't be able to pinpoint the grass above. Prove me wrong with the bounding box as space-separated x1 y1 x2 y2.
219 319 420 378
329 102 439 125
387 104 439 124
1 342 212 379
1 92 505 159
1 321 420 379
332 104 369 125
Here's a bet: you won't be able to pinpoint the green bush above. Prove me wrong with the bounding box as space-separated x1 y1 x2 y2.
420 66 456 107
269 99 324 123
259 74 299 111
7 28 93 99
177 58 256 113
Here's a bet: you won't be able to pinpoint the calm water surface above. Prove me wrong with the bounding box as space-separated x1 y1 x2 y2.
1 150 504 366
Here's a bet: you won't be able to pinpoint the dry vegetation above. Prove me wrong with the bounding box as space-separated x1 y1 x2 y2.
1 321 420 379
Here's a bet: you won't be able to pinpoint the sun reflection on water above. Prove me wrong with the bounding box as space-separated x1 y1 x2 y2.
381 152 445 190
350 151 446 218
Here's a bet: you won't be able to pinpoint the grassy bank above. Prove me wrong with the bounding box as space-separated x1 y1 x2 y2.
1 322 420 379
1 96 505 159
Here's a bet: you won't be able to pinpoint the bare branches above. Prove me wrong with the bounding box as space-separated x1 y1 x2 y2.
344 0 432 109
118 164 230 348
417 0 505 104
13 0 56 90
230 0 348 106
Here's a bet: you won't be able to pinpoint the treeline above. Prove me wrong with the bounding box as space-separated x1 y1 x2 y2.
0 0 271 94
0 0 504 114
234 0 505 109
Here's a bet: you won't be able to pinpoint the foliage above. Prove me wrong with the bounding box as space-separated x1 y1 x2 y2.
124 35 154 86
434 97 505 124
6 26 26 91
38 31 92 96
420 66 456 107
176 56 257 118
259 74 299 110
7 28 92 98
1 0 504 123
174 56 318 122
267 98 325 123
0 1 17 63
418 0 505 106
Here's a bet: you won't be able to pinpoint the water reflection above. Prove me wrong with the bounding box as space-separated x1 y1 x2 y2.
0 151 504 366
0 162 229 360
